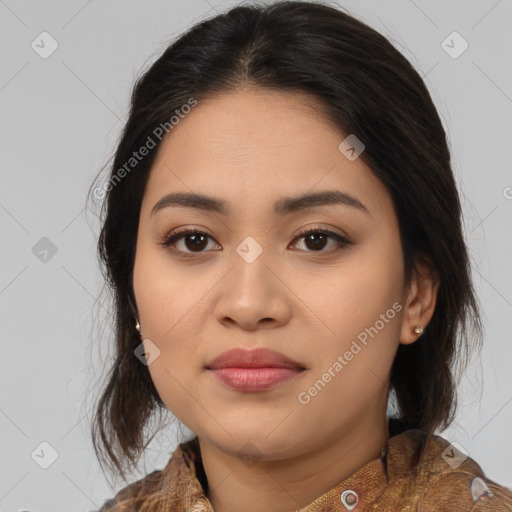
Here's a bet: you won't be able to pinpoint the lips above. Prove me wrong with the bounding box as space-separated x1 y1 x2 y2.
206 347 307 391
205 347 306 371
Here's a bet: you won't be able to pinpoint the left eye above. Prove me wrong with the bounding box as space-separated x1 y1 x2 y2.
291 227 350 252
159 227 351 255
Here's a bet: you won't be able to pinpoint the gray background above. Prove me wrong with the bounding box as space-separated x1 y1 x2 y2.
1 0 511 510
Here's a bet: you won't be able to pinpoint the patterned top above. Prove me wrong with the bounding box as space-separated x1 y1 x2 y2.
98 426 512 511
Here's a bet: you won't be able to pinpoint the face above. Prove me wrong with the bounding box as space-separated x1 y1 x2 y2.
133 87 413 460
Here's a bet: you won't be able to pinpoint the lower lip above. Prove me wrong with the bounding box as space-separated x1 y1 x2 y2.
209 367 304 391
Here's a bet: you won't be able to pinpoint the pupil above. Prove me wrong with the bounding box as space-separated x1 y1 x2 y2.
306 233 326 251
187 234 207 251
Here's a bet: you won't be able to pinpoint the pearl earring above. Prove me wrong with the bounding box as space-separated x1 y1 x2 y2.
412 325 423 335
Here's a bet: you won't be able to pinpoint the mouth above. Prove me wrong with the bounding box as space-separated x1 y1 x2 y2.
205 347 307 392
208 367 305 391
206 347 306 370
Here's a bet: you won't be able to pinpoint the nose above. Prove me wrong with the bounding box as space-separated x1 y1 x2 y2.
212 239 292 331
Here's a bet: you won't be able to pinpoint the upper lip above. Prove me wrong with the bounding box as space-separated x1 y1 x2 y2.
206 347 306 370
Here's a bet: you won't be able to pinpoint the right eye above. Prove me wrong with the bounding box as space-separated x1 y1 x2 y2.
159 228 220 255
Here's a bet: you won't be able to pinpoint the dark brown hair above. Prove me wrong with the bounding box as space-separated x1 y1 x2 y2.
87 0 483 483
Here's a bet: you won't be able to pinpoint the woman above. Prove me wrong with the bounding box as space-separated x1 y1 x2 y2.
89 1 512 510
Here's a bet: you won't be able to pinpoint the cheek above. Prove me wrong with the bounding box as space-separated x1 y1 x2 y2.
294 263 402 429
311 250 402 332
133 246 207 419
133 244 200 340
300 241 404 373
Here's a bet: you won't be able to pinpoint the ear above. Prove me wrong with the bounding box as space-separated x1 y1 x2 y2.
399 259 439 345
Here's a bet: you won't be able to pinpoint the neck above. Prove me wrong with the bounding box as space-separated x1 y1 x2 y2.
198 412 389 512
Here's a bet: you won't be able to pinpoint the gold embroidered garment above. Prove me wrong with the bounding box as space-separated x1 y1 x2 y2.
99 428 512 511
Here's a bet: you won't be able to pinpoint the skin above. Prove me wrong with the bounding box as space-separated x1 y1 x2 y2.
132 87 439 512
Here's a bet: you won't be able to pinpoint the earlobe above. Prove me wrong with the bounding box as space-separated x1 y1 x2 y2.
399 262 439 345
412 325 424 336
135 319 143 340
400 321 425 346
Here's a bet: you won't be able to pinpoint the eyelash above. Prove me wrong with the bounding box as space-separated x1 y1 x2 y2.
158 226 352 256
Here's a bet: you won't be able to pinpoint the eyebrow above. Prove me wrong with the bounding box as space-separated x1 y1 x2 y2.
150 190 371 218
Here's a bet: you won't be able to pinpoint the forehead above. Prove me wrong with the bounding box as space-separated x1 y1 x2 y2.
141 88 392 219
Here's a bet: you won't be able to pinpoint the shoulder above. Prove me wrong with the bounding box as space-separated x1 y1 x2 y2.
385 429 512 511
98 469 166 511
97 437 202 511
